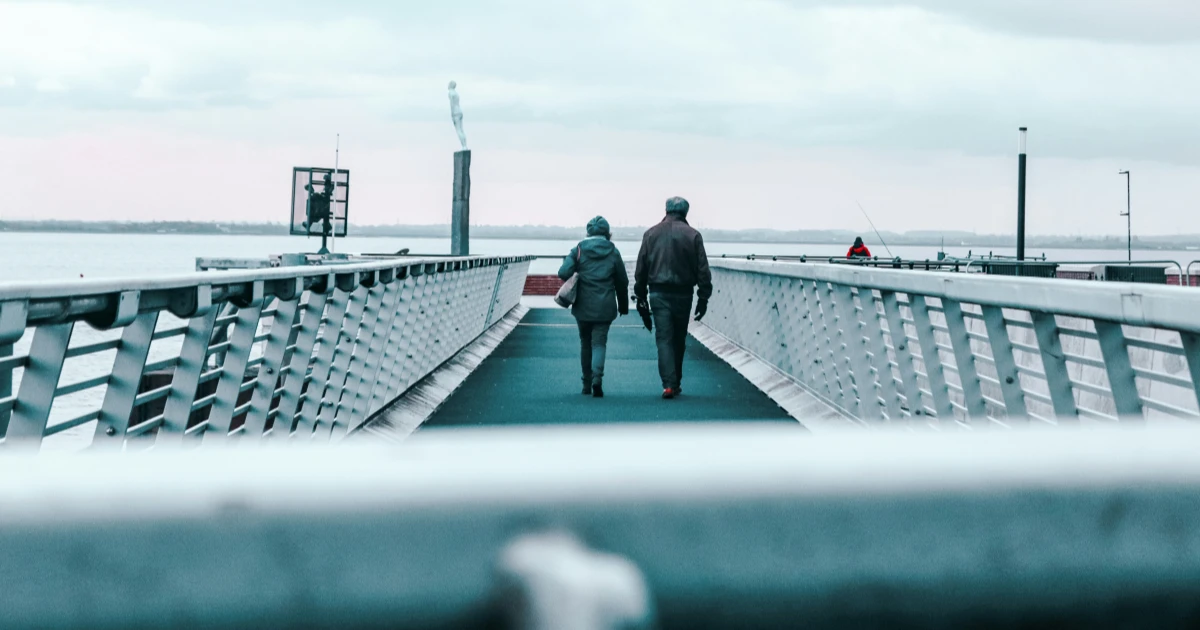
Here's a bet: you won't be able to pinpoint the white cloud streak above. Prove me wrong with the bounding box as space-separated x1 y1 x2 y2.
1 0 1198 232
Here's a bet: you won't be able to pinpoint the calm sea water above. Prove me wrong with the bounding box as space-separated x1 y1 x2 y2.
1 232 1196 280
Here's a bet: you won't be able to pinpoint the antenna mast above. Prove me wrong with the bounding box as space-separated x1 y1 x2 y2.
330 134 340 254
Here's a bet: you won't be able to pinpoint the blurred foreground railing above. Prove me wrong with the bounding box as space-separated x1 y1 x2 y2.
703 259 1200 424
3 423 1200 629
0 256 532 450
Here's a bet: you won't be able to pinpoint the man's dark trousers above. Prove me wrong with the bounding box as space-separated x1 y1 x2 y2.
649 292 693 390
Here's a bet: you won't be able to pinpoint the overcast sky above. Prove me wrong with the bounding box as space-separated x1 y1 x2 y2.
2 0 1198 235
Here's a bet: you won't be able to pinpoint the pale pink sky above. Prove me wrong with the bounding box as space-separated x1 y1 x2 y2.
3 1 1200 235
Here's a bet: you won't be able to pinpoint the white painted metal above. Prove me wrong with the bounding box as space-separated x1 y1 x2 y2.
703 260 1200 423
0 257 532 449
4 423 1200 628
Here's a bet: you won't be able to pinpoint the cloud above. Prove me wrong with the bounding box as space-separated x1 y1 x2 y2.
2 0 1199 231
4 0 1197 163
782 0 1200 44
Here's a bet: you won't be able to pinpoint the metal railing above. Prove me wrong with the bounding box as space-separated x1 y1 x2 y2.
0 256 532 450
4 423 1200 629
960 257 1187 280
719 253 972 271
702 259 1200 424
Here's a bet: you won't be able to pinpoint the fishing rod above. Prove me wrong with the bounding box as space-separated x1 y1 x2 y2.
855 201 894 258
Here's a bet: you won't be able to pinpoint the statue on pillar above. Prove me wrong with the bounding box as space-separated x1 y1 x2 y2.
448 80 468 151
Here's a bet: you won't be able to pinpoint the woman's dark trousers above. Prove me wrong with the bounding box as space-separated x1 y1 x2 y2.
577 321 612 386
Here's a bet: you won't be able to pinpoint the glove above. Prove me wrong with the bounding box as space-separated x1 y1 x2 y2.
693 299 708 322
635 296 653 331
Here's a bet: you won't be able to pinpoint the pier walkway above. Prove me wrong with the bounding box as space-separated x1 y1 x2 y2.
425 308 795 428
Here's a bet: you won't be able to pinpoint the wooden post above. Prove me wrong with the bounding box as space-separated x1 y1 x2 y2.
452 150 471 256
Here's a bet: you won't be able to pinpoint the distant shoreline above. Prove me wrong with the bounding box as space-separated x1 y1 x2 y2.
1 221 1196 252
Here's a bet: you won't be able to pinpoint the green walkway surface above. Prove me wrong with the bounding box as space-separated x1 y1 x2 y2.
424 308 796 428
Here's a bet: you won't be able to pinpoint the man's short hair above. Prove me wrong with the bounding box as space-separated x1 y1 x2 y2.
665 196 690 215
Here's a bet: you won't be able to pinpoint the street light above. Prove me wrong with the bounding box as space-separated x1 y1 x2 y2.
1016 127 1028 261
1118 170 1131 263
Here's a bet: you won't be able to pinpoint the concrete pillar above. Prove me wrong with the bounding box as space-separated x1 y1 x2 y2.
452 150 471 256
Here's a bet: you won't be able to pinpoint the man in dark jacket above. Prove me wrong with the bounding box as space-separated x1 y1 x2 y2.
558 216 629 397
634 197 712 399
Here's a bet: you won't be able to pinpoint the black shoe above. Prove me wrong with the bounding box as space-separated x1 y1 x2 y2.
582 382 593 395
592 383 604 398
662 388 676 400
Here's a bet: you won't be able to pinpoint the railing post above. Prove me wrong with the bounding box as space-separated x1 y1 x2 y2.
1181 332 1200 415
1029 312 1079 420
382 272 430 407
404 266 444 389
832 283 878 420
93 310 159 447
485 263 506 328
1094 320 1144 420
368 274 419 417
3 323 73 448
0 343 12 438
313 282 373 439
812 281 849 412
879 291 925 417
344 274 406 434
798 279 836 403
329 280 389 439
295 279 355 438
422 267 457 373
241 292 301 439
157 308 219 445
855 288 904 421
980 305 1028 420
269 284 332 439
204 282 265 442
775 278 809 387
941 299 988 420
908 295 956 421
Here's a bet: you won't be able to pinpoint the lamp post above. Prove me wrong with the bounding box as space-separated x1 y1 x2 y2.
1118 170 1131 263
1016 127 1028 261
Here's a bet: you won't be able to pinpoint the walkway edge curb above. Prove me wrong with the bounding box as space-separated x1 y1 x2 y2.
689 321 857 431
352 305 530 442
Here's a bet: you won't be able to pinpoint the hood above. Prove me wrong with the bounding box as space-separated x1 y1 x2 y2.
586 216 611 237
578 235 616 259
853 237 864 247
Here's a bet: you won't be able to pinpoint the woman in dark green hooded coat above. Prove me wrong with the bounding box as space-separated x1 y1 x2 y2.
558 216 629 397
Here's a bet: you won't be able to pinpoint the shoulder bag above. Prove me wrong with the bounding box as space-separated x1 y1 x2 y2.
554 247 582 308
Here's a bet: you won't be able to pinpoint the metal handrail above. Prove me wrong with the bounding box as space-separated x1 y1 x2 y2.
703 258 1200 425
959 257 1186 282
1188 259 1200 286
0 255 534 450
4 424 1200 628
717 254 970 271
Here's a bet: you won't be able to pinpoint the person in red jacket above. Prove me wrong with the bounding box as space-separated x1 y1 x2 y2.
847 236 871 259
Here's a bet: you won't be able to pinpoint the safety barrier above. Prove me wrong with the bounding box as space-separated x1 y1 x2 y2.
4 423 1200 629
0 256 532 450
703 259 1200 424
